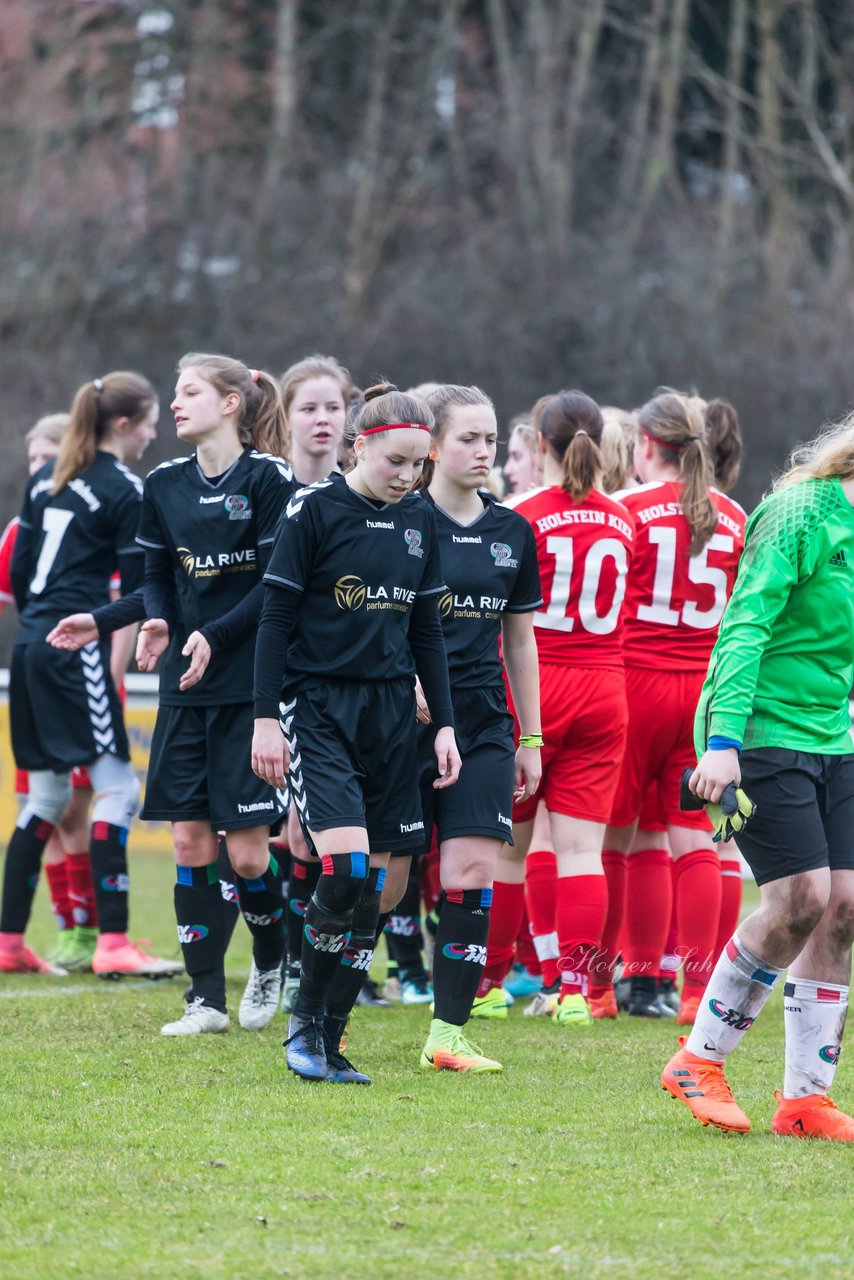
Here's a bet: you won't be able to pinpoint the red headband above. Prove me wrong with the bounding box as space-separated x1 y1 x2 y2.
360 421 431 436
639 423 686 453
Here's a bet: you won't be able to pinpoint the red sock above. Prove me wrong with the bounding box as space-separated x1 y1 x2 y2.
556 873 607 996
659 861 679 981
623 848 672 984
515 906 540 976
525 850 559 986
478 879 525 995
715 856 743 966
66 851 98 928
675 849 722 999
44 860 73 932
420 838 442 917
589 850 625 999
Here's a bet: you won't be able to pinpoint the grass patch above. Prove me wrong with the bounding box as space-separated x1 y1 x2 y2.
1 856 851 1279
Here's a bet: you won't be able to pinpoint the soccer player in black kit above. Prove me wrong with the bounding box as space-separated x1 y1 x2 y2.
252 382 461 1084
0 371 180 979
383 384 543 1072
133 354 295 1036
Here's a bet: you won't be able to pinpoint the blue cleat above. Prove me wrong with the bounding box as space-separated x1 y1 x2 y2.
284 1013 329 1081
503 964 543 1000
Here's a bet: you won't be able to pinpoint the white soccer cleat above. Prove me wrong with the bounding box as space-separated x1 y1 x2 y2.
161 996 230 1036
239 960 283 1030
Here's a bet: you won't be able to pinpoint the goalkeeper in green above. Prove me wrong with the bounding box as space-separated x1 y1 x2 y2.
662 416 854 1140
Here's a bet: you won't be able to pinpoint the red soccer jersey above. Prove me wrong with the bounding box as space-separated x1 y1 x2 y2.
508 486 635 667
616 480 746 670
0 517 18 605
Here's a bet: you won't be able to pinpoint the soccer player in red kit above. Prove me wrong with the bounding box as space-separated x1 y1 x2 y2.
477 390 635 1026
600 392 745 1023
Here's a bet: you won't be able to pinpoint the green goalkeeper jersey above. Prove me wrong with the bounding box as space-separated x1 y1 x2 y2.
695 477 854 756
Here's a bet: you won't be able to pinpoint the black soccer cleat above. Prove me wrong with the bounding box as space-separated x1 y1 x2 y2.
284 1013 329 1081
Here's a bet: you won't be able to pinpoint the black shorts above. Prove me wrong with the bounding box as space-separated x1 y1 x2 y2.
418 686 515 851
735 747 854 886
142 701 287 832
10 640 129 772
282 677 424 855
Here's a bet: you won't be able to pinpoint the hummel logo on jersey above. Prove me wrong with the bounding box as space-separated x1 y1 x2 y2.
199 493 225 504
237 799 274 814
498 812 512 828
366 519 395 529
400 819 425 834
452 535 482 544
828 550 848 567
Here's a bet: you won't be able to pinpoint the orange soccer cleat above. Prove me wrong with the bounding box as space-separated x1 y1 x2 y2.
771 1090 854 1142
661 1037 751 1133
588 991 618 1020
676 995 701 1026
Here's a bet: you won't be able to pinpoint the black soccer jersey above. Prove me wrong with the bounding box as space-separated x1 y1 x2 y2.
263 471 445 688
13 450 144 643
422 490 542 687
138 448 294 705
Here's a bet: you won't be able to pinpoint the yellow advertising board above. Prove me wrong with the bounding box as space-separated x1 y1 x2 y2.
0 676 174 855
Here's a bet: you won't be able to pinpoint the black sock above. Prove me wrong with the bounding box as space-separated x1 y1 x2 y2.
89 821 130 934
326 866 386 1025
216 836 240 956
286 856 321 974
235 853 285 971
174 864 226 1011
432 888 493 1025
0 814 54 933
294 851 369 1019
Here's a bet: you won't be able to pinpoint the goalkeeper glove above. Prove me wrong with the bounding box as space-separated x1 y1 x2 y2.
706 785 755 843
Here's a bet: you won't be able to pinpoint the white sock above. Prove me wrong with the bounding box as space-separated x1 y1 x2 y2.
782 977 849 1098
686 933 784 1062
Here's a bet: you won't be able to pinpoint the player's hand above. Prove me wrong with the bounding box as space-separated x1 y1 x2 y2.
707 787 756 843
513 745 542 803
179 630 211 691
46 613 98 651
252 717 290 789
689 748 741 804
136 618 169 671
433 726 461 790
414 677 431 725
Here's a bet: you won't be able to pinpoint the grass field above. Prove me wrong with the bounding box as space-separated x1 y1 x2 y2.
2 854 852 1280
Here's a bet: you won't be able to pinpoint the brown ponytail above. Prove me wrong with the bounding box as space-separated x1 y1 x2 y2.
536 390 604 503
177 353 288 458
704 398 743 493
52 371 156 494
638 391 717 554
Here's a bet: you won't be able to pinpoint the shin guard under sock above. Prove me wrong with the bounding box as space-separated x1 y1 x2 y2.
622 848 671 985
236 853 285 971
89 821 130 934
589 850 626 999
687 933 782 1061
675 849 722 998
175 863 226 1011
556 874 608 996
44 860 73 932
0 814 55 933
295 852 369 1019
325 866 386 1026
215 836 240 956
286 857 321 971
66 851 98 927
477 878 525 996
433 888 492 1025
525 849 559 986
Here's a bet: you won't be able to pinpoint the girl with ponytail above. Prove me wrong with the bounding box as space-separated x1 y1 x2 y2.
598 391 746 1025
478 390 635 1029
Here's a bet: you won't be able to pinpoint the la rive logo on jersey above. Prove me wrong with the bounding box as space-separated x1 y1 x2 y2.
177 546 257 578
438 590 508 621
333 574 415 612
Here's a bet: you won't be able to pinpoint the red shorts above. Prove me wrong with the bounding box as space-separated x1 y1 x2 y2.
638 784 666 833
610 666 710 830
15 766 93 796
511 664 628 825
